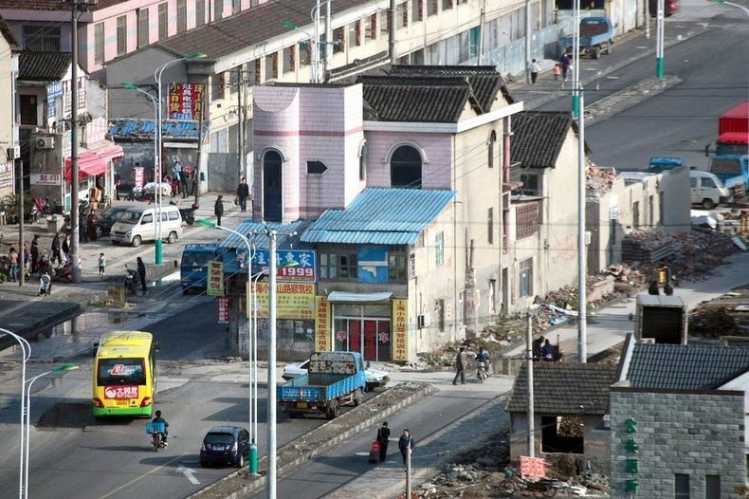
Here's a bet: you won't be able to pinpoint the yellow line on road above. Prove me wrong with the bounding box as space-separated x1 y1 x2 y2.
98 453 186 499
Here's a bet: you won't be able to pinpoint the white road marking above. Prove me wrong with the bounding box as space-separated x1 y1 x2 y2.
177 465 200 485
724 1 749 16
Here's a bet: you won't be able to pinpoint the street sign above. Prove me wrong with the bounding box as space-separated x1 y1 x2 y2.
315 296 330 351
30 173 62 186
391 299 408 362
249 282 315 320
207 260 224 296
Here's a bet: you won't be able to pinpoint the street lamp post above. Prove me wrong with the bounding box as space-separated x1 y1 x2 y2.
0 328 31 499
23 363 78 499
267 230 277 499
656 0 665 79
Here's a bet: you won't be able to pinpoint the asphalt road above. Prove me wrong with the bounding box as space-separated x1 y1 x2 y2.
537 2 749 170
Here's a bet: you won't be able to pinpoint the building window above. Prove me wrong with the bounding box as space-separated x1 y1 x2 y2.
489 279 497 314
632 200 640 229
177 0 187 33
428 0 439 15
674 474 690 499
299 41 311 66
436 299 445 331
435 231 444 266
390 145 422 188
333 27 345 53
196 0 206 26
265 53 278 80
94 23 104 64
254 59 262 84
488 207 494 245
359 142 367 181
381 10 390 35
541 415 584 453
158 2 168 39
412 0 423 22
214 0 224 20
365 14 377 41
211 72 225 101
115 16 128 56
137 8 149 48
283 46 295 73
22 25 60 51
519 258 533 297
468 26 481 59
442 0 453 10
232 0 240 14
488 130 496 168
397 2 409 28
349 20 361 47
389 250 408 282
519 173 539 195
516 201 540 239
319 252 358 280
705 475 720 499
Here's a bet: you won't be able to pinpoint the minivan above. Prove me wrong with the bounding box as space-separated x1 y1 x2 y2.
200 426 250 468
110 205 183 246
690 170 731 209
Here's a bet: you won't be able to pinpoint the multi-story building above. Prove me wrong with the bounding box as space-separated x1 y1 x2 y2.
0 16 19 198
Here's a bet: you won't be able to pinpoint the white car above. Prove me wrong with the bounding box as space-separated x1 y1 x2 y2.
282 359 389 391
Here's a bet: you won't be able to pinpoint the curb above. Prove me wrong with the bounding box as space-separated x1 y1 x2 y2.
187 382 439 499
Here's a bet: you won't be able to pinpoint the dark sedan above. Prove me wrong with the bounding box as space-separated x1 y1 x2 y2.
199 426 250 468
96 206 130 236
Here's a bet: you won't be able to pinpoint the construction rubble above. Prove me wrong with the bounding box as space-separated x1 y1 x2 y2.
586 164 617 193
689 286 749 338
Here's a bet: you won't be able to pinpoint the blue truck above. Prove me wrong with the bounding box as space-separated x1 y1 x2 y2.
560 17 614 59
277 351 367 419
710 154 749 199
180 243 220 294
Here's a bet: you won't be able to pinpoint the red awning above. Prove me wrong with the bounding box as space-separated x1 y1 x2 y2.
96 144 124 162
64 144 123 182
718 132 749 145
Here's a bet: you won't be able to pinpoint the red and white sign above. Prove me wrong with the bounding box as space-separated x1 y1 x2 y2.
30 173 62 186
277 267 314 279
104 385 138 400
520 456 547 479
134 167 144 189
217 297 230 323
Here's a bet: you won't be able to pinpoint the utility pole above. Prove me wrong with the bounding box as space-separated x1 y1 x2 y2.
70 0 83 283
645 4 650 39
17 159 23 287
571 0 581 118
526 311 534 457
388 0 396 64
656 0 665 79
524 0 532 83
406 445 412 499
312 0 321 83
577 88 587 363
267 230 278 499
236 68 244 182
324 0 331 82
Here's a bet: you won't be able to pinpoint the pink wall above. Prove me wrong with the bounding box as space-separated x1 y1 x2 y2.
364 131 453 190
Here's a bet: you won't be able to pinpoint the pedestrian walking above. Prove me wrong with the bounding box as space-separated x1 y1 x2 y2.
553 63 561 80
560 52 571 83
98 253 106 279
452 347 466 385
236 177 250 212
172 159 182 197
87 211 98 242
136 256 147 294
191 171 199 197
50 233 61 266
398 429 414 467
376 422 391 463
30 235 39 274
8 246 18 282
61 234 70 262
530 59 541 84
214 195 224 227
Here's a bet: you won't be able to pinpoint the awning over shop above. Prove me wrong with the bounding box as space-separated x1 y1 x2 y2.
64 144 123 182
327 291 393 303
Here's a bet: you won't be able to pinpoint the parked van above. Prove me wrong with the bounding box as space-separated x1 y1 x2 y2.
690 170 731 209
110 205 183 246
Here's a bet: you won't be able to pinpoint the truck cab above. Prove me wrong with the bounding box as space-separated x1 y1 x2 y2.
709 154 749 199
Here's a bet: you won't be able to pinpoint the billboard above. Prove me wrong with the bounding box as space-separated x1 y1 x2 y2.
168 83 205 121
249 282 315 320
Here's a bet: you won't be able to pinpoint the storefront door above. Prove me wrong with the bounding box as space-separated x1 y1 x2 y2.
363 321 377 360
333 302 392 362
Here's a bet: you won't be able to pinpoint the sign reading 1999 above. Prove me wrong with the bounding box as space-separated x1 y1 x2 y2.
253 249 316 282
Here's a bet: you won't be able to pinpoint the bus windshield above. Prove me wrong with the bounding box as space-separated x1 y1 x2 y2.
97 358 146 386
182 252 213 267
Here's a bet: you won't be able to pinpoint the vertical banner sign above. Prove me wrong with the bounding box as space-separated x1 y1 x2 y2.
315 296 330 352
391 299 408 362
134 167 144 189
207 260 224 296
217 297 230 323
168 83 205 120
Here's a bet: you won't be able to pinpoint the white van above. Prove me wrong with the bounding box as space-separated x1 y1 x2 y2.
110 205 183 247
690 170 731 209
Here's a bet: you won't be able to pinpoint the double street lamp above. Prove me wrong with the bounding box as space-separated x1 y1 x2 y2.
0 328 30 499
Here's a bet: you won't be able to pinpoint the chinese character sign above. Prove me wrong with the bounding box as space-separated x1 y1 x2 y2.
134 167 144 189
207 260 224 296
168 83 204 120
250 282 315 320
315 296 330 352
520 456 547 479
391 298 408 362
250 249 316 281
217 297 230 323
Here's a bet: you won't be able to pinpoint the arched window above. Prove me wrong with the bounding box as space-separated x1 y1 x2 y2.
263 150 283 222
488 130 497 168
359 141 368 181
390 145 422 189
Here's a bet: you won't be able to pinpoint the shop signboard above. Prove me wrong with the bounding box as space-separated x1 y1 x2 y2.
30 173 62 186
315 296 330 352
236 249 316 281
391 298 408 362
250 282 315 320
134 167 144 189
217 297 230 323
168 83 204 121
207 260 224 296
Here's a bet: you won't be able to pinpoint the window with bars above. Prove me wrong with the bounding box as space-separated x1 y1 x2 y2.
349 20 361 47
388 250 408 282
412 0 423 22
365 14 377 41
137 8 149 48
177 0 187 33
428 0 439 15
299 41 311 66
283 46 295 73
196 0 206 26
158 2 168 39
94 23 104 64
116 16 127 56
519 259 533 297
488 207 494 245
674 474 690 499
488 130 497 168
22 25 60 51
435 232 444 266
254 59 262 84
333 27 344 53
397 2 409 28
319 252 358 280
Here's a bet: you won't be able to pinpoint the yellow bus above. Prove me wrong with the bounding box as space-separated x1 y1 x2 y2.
92 331 156 417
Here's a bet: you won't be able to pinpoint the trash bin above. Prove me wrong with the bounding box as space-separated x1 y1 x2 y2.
47 215 64 233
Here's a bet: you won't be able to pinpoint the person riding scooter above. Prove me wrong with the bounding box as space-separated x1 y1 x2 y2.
152 410 169 446
475 347 490 380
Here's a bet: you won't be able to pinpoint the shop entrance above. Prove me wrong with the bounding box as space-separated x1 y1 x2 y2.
333 302 391 361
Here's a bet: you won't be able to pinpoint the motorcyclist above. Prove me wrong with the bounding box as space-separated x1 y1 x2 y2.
476 347 490 378
152 410 169 446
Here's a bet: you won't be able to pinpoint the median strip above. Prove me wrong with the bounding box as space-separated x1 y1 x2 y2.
187 381 437 499
585 75 683 125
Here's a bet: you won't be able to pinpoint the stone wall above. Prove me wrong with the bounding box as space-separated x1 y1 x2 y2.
610 388 746 498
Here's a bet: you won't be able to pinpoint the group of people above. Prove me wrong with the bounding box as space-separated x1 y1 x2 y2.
527 51 573 86
374 422 415 467
532 335 556 361
167 158 198 199
452 346 491 385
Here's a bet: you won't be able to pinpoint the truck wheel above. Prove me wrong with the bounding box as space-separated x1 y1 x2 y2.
593 46 601 59
326 402 338 420
702 198 716 210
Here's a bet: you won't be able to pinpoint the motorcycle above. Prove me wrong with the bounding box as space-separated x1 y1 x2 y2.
477 362 489 383
146 422 167 451
53 262 73 283
123 268 138 296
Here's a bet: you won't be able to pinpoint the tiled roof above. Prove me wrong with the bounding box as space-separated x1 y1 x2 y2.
158 0 370 60
301 188 454 245
0 15 17 48
506 363 616 415
18 51 71 81
625 342 749 390
511 111 577 169
0 0 125 11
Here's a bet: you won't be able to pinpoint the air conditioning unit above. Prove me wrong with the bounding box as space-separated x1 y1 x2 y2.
35 136 54 150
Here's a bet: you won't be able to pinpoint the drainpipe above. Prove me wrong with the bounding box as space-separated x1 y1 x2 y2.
452 134 458 341
388 0 396 64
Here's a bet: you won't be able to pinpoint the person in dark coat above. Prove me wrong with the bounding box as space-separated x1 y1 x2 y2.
61 234 70 261
214 195 224 227
560 51 571 83
30 235 40 274
452 347 466 385
136 257 147 294
236 177 250 212
376 422 391 463
398 429 414 467
50 233 61 266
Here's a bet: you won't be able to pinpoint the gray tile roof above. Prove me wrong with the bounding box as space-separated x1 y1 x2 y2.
625 342 749 390
18 51 71 81
511 111 577 169
158 0 371 61
0 16 17 48
507 363 617 415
